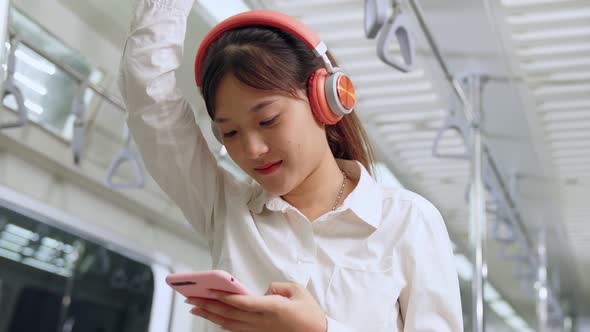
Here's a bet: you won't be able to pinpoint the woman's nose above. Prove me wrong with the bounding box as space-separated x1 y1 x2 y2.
242 133 269 160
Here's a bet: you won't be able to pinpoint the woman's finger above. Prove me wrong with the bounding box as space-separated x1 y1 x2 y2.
209 290 287 314
190 307 249 330
187 298 263 323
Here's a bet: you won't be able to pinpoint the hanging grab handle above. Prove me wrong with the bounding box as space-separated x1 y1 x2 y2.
431 118 469 160
365 0 416 72
376 14 416 73
105 124 146 190
364 0 388 39
375 1 416 73
71 80 88 165
1 36 27 129
432 107 471 160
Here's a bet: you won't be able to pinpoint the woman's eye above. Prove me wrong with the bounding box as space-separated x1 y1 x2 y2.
223 130 237 138
260 116 278 127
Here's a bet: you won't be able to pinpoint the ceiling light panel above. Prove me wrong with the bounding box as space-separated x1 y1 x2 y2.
507 9 590 25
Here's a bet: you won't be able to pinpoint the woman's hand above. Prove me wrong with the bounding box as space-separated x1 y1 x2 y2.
186 282 327 332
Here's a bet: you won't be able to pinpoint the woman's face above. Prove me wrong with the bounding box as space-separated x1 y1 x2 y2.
213 74 330 196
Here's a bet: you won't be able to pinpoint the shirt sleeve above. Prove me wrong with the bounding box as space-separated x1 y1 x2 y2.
326 316 355 332
398 197 464 332
117 0 226 240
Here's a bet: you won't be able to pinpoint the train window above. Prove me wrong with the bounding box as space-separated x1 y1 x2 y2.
0 205 155 332
2 7 103 141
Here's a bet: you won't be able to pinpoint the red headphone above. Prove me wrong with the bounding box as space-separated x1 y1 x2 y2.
195 10 357 141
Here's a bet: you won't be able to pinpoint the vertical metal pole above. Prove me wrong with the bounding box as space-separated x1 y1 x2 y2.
468 74 486 332
0 276 3 311
0 0 9 87
0 219 4 307
57 240 85 332
537 230 549 332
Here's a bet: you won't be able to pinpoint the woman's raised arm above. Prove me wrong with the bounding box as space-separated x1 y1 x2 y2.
118 0 224 239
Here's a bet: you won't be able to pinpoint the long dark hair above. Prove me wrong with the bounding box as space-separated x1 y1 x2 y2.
199 26 376 175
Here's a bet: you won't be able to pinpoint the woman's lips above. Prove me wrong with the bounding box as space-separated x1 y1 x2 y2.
254 161 283 175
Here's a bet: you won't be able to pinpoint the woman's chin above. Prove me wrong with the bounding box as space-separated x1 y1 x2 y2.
258 181 292 197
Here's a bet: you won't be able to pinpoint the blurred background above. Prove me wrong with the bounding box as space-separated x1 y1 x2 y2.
0 0 588 331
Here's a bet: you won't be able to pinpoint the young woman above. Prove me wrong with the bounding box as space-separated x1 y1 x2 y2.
119 0 463 331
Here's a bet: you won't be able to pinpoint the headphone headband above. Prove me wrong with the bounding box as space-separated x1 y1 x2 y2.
195 10 329 87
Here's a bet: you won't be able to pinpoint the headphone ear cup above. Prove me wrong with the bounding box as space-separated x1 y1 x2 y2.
308 68 343 125
211 121 223 144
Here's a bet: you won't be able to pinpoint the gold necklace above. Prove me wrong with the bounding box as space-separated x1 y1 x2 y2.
332 170 347 211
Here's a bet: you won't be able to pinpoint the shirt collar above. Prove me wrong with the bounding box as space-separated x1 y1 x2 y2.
247 160 383 229
339 160 383 228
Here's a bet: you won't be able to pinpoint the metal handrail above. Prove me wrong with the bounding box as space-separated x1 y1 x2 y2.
406 0 535 252
7 28 126 113
2 27 149 190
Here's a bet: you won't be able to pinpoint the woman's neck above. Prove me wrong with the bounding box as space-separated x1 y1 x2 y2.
281 156 357 222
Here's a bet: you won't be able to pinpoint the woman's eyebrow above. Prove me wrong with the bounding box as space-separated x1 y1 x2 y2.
214 99 278 123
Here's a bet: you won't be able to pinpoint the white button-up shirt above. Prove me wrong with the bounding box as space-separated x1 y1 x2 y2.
119 0 464 331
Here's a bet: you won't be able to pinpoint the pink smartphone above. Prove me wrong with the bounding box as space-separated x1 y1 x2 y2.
166 270 251 299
